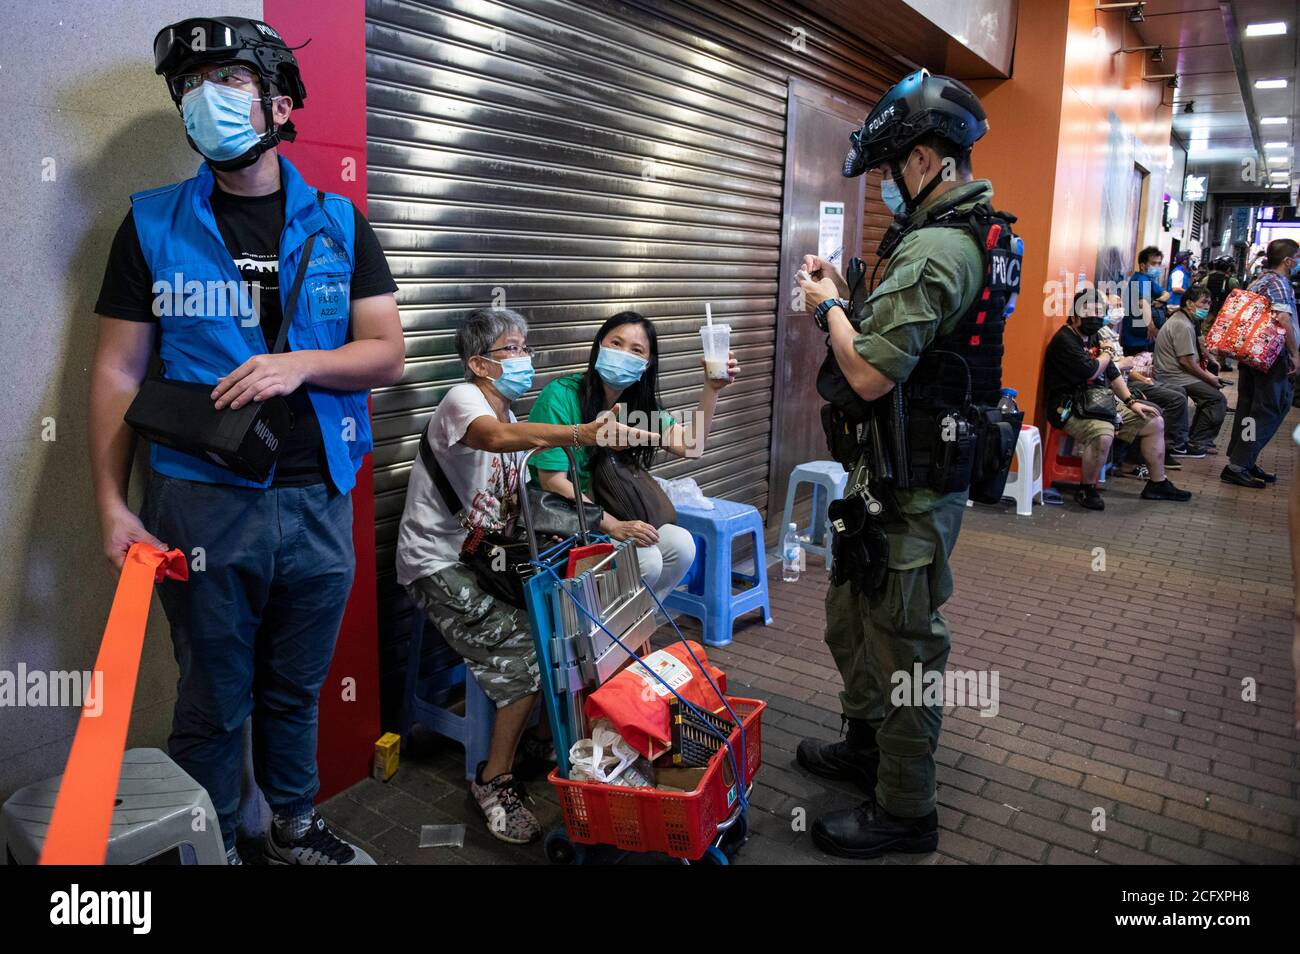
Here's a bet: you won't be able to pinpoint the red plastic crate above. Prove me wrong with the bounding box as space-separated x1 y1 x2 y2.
549 697 765 859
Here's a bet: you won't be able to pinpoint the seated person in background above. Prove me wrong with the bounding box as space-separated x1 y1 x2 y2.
1044 288 1191 511
1120 246 1172 356
395 307 653 844
1097 298 1191 472
529 310 739 602
1154 283 1227 457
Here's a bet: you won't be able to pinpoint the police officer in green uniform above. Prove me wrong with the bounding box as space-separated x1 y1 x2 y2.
794 71 1019 858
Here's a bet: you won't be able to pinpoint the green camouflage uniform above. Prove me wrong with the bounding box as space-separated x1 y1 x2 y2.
824 178 993 818
407 565 540 707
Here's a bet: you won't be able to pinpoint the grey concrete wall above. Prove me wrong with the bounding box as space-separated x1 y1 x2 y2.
0 1 262 809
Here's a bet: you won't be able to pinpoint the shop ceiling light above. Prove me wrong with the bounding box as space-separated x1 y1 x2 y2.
1265 141 1288 149
1269 156 1288 164
1260 116 1289 124
1256 79 1288 89
1244 22 1287 37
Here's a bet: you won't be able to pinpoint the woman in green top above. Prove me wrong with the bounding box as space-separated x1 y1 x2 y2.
529 311 739 600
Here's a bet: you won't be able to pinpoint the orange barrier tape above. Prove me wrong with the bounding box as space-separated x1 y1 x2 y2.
39 543 188 865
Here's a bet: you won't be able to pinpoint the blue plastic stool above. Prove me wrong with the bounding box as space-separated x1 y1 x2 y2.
664 498 773 648
399 608 494 782
779 460 849 570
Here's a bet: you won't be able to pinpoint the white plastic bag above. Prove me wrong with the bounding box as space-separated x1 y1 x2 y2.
653 476 713 510
568 719 653 786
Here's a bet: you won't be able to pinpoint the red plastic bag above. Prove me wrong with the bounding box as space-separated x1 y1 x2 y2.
1205 287 1288 371
584 642 727 759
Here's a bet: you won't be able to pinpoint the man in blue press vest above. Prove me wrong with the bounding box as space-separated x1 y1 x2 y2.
88 17 404 865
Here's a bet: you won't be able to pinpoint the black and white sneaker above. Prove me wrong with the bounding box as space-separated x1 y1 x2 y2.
1168 443 1206 459
471 764 542 844
262 812 376 865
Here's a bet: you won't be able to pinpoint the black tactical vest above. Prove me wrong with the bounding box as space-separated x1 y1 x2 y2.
906 204 1022 412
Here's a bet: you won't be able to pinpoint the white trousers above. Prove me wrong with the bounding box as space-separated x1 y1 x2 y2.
634 523 697 603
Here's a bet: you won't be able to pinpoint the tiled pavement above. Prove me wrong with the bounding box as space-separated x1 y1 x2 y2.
321 397 1300 865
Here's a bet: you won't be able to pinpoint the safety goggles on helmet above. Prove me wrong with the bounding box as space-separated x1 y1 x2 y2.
156 19 246 74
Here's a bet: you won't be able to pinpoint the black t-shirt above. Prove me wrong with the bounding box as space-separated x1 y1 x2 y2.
95 184 398 486
1043 325 1119 426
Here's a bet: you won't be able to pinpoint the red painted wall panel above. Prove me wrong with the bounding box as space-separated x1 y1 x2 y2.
264 0 379 800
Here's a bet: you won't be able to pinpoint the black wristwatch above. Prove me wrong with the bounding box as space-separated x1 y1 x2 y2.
813 297 847 331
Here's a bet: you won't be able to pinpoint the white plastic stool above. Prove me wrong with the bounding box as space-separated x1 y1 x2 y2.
2 748 226 865
780 460 849 569
1004 424 1044 515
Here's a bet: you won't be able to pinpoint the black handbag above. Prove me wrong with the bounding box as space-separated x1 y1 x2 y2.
1072 384 1119 421
589 448 676 528
458 527 533 609
124 190 324 482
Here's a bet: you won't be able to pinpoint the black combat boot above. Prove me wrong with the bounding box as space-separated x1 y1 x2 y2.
811 798 939 859
795 717 879 793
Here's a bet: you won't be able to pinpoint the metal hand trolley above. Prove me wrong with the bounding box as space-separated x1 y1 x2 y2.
516 448 764 865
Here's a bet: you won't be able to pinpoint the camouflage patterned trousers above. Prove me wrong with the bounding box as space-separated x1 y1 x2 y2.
406 564 540 708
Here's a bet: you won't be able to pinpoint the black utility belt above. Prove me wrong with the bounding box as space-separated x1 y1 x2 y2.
124 378 293 482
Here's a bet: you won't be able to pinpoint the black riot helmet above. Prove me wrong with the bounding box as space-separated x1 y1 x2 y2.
153 17 308 170
844 69 988 214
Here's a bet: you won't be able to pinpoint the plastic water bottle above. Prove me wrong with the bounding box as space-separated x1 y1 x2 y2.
998 388 1019 416
782 523 802 583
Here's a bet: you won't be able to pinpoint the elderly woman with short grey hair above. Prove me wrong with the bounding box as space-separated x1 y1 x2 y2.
395 307 650 845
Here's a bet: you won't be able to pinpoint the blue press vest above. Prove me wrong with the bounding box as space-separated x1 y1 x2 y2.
130 156 370 494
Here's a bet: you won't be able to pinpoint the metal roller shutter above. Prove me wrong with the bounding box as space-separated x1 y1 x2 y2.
365 0 903 714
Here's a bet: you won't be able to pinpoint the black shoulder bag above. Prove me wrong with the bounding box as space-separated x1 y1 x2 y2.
124 191 325 482
589 448 677 528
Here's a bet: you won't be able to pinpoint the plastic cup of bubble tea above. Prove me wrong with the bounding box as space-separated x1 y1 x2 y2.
700 321 731 381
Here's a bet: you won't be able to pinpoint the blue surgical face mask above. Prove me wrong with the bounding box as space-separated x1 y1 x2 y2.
484 356 534 401
880 176 905 216
1147 266 1162 280
880 156 913 216
182 82 261 162
1193 306 1209 320
595 346 648 390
